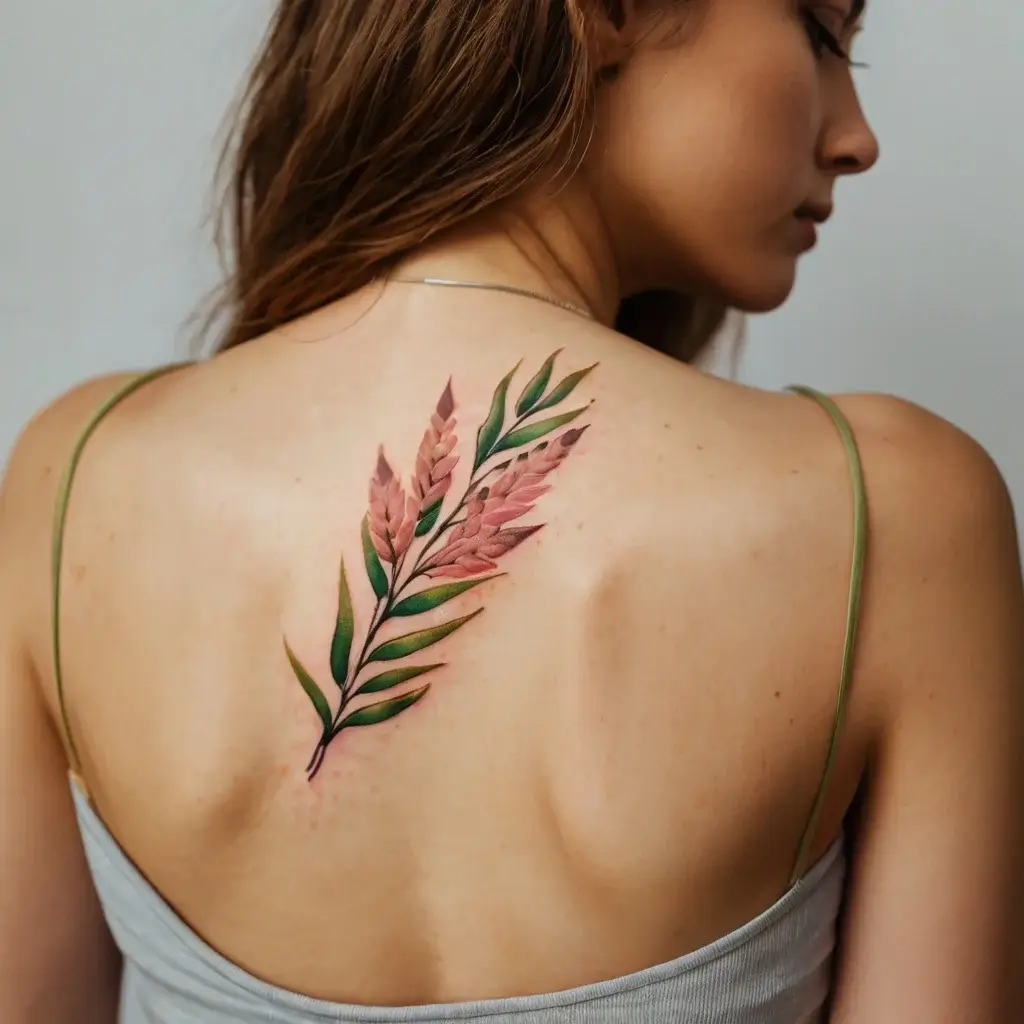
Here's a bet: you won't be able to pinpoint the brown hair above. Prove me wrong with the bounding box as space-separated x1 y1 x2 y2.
205 0 727 361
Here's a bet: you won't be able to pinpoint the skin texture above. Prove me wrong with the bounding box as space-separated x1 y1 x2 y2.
586 0 874 308
2 2 1021 1022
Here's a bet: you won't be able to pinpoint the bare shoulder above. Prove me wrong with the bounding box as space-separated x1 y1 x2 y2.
0 373 149 649
815 399 1024 1017
600 366 1014 552
831 391 1015 532
828 390 1019 682
700 381 1021 702
832 391 1020 650
2 374 143 533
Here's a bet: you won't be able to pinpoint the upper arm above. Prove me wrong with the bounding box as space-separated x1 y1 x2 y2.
0 377 139 1023
831 396 1024 1023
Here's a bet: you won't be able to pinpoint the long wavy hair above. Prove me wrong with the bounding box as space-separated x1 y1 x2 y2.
203 1 728 361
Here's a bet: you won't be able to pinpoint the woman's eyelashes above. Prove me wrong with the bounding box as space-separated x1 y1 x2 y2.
801 7 852 61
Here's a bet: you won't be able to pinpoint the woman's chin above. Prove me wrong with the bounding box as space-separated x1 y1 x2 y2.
718 259 798 315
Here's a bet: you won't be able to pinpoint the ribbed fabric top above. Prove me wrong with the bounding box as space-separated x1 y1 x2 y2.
74 784 845 1023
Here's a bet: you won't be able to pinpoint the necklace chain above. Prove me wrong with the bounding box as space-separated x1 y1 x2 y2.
391 277 594 321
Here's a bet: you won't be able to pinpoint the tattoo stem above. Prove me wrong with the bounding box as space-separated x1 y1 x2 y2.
399 458 506 588
307 548 414 779
308 415 548 779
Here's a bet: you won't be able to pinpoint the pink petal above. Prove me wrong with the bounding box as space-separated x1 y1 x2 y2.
517 472 547 488
393 519 415 559
423 480 451 507
559 426 589 449
375 449 394 485
436 538 475 563
507 485 549 504
385 480 405 523
425 564 472 579
432 455 458 480
455 555 498 575
482 505 532 528
436 380 455 421
499 524 544 550
368 506 391 556
479 525 544 560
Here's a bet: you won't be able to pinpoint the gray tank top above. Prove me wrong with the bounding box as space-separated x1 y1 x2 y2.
53 369 867 1023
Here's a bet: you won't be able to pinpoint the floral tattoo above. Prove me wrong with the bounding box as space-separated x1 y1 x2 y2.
285 351 597 780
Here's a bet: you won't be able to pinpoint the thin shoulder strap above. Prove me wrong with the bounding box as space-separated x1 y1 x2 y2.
52 365 189 792
785 385 868 885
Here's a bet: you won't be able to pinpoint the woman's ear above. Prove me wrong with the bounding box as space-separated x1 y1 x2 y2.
570 0 639 72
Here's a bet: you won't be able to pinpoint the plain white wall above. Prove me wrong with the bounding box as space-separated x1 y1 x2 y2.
1 0 272 447
2 2 1022 535
740 0 1024 516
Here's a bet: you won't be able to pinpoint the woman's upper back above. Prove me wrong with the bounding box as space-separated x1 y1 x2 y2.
3 288 1021 1020
7 289 870 994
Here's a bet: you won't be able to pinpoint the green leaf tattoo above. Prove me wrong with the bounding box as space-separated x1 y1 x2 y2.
329 556 354 686
288 353 597 781
415 498 443 538
367 609 484 663
356 664 444 696
285 640 332 737
515 349 560 417
337 684 432 730
530 364 597 415
390 576 502 617
361 515 389 599
491 406 590 454
474 361 521 470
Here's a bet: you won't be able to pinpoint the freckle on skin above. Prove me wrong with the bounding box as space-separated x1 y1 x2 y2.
774 691 781 698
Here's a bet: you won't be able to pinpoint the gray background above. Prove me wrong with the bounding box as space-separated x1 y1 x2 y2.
2 2 1022 532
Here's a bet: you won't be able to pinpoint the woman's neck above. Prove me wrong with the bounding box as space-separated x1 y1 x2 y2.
392 178 622 327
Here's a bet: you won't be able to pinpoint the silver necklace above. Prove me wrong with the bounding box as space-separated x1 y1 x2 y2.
392 276 595 321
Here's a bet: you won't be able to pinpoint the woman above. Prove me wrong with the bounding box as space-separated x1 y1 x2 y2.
1 1 1020 1021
